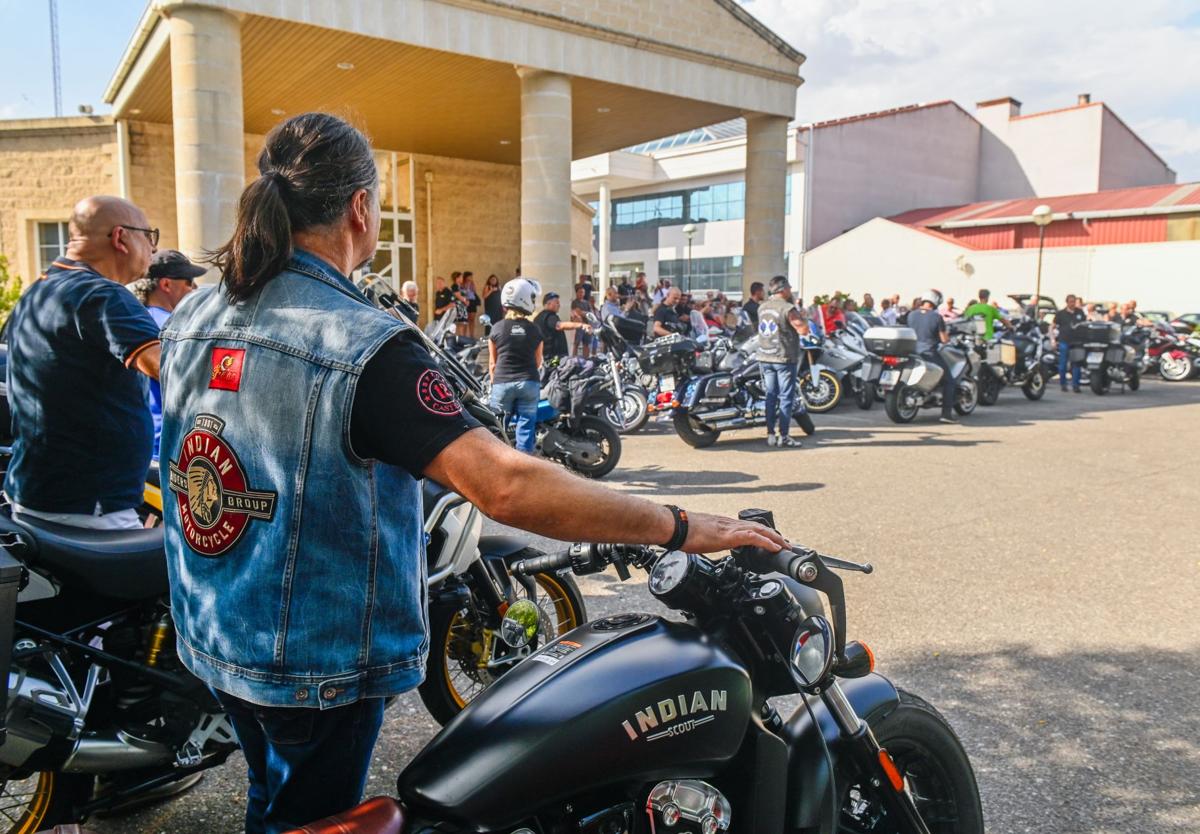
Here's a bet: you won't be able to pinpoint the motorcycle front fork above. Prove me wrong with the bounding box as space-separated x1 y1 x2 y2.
822 681 932 834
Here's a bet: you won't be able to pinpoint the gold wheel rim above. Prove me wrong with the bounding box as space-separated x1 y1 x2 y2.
441 572 580 711
0 771 55 834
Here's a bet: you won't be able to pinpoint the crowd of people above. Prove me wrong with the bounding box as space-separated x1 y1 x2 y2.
2 112 788 833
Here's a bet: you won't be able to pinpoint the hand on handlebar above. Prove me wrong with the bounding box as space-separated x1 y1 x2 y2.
682 511 788 554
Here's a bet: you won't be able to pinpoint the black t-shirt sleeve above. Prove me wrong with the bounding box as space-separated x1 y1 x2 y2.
541 311 561 336
350 333 481 477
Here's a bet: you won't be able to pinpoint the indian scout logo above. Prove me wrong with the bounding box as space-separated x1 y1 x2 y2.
167 414 278 557
620 689 727 742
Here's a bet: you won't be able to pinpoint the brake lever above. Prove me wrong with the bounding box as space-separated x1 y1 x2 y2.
818 554 874 574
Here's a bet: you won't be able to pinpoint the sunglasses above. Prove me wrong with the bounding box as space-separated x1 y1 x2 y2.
110 225 160 248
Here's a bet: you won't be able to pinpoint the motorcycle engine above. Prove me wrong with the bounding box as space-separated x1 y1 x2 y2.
645 780 731 834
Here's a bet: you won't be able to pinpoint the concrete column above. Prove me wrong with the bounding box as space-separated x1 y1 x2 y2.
597 180 611 295
167 5 244 271
517 67 573 300
742 113 789 295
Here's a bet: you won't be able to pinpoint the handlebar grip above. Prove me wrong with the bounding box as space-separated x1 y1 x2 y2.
512 550 574 576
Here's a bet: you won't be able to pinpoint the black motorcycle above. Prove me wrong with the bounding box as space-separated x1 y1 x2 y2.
956 319 1050 405
297 507 984 834
673 359 816 448
1068 321 1143 395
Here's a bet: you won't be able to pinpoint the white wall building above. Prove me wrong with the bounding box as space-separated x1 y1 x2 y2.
573 95 1176 297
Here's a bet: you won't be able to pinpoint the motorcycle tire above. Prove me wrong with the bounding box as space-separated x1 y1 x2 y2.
1159 353 1193 382
1021 368 1047 401
953 379 979 416
604 387 649 434
564 416 621 479
419 565 586 726
884 386 919 424
792 410 817 436
1127 367 1140 391
1090 370 1110 395
855 381 875 410
0 771 93 834
978 371 1001 406
848 689 985 834
672 411 721 448
799 369 842 413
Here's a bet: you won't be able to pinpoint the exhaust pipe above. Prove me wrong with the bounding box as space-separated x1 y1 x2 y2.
62 729 174 773
692 408 739 423
710 417 750 430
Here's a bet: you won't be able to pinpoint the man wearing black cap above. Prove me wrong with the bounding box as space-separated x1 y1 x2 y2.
533 291 590 363
141 250 202 455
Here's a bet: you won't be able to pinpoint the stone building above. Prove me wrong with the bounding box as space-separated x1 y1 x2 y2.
0 0 804 314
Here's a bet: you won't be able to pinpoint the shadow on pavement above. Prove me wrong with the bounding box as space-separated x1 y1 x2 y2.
607 465 824 495
880 646 1200 834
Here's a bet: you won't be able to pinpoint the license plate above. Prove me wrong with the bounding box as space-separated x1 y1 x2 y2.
1087 352 1103 365
881 370 900 386
661 375 676 392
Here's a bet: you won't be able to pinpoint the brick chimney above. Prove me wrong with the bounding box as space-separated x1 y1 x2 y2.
1077 93 1091 105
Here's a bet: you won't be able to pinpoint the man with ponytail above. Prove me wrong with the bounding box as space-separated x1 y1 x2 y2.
159 113 787 834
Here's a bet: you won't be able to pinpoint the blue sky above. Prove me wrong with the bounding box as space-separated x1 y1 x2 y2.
1 0 1197 181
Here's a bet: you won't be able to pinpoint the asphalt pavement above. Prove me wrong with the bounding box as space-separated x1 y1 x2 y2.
95 378 1200 834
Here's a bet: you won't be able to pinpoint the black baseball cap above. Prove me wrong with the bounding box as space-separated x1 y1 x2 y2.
148 249 207 281
543 291 560 304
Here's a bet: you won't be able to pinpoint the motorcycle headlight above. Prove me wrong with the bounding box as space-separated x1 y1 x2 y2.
648 550 692 596
789 616 834 689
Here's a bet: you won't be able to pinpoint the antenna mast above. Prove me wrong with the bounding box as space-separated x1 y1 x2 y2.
49 0 63 117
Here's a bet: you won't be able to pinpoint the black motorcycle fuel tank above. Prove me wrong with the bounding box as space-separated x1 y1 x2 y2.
398 614 751 831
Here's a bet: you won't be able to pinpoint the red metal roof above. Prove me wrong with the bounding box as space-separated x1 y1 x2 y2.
890 182 1200 227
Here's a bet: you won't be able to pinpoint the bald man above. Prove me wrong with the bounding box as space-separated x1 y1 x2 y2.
5 195 163 529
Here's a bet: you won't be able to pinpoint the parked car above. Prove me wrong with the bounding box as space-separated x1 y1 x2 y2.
1170 312 1200 335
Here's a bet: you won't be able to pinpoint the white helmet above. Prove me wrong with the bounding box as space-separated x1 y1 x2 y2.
500 277 541 314
921 288 944 307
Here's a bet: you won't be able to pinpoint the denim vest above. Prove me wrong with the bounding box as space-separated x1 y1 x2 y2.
159 250 426 709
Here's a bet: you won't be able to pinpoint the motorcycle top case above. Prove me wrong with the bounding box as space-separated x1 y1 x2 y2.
1078 321 1121 345
612 313 649 345
863 326 918 357
398 615 751 831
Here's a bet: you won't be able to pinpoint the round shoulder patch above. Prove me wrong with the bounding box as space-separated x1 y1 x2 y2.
417 368 462 416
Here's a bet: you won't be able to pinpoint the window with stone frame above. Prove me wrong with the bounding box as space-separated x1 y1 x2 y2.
37 221 70 275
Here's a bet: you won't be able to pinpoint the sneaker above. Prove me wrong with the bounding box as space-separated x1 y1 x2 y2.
1060 385 1068 392
779 435 802 448
1072 386 1081 393
938 415 958 424
766 433 778 447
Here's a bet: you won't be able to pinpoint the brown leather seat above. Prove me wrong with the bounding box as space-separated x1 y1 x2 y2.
285 797 406 834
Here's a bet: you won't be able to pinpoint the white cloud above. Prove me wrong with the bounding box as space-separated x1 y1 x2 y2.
740 0 1200 180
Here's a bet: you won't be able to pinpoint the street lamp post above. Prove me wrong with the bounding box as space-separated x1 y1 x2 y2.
682 223 696 292
1031 204 1053 315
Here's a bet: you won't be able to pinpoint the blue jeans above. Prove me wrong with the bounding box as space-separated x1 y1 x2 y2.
214 690 385 834
762 361 799 436
1057 342 1081 388
491 379 540 453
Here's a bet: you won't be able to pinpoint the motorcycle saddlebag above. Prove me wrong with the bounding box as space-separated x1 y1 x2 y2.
697 374 734 404
1105 345 1129 364
863 327 918 357
0 546 22 743
986 341 1019 367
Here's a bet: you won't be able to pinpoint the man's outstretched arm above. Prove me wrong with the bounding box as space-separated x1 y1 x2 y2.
423 428 786 554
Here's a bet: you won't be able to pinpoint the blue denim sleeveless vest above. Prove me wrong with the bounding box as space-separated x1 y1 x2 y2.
159 250 426 709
